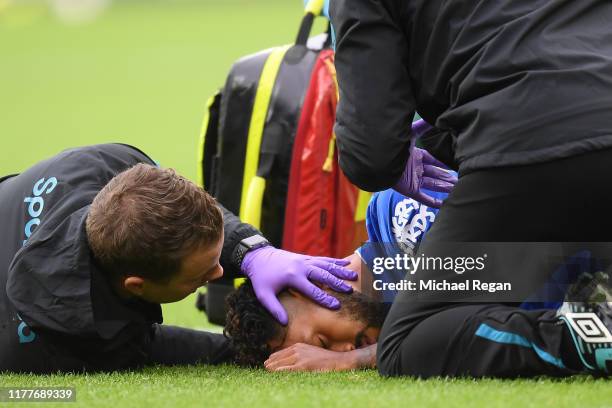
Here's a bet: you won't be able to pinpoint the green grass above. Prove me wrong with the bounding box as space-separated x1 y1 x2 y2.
1 2 611 407
1 367 611 408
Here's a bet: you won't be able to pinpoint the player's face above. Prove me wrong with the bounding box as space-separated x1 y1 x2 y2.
268 293 380 353
139 236 224 303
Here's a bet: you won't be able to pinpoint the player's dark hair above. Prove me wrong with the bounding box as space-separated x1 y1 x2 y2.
224 281 284 366
86 163 223 282
224 280 388 366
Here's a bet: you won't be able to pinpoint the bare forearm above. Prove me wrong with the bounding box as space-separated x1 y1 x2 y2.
348 344 377 369
265 343 377 372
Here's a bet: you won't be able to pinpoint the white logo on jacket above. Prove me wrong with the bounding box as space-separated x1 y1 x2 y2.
391 198 436 254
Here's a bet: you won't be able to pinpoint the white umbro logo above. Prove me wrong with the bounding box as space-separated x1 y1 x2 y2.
564 312 612 343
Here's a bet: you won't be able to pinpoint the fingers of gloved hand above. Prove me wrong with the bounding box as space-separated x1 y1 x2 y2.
307 267 353 293
310 256 350 266
309 260 357 281
292 277 341 309
420 149 448 169
415 191 444 209
254 287 289 325
421 176 456 193
396 168 421 194
423 165 458 185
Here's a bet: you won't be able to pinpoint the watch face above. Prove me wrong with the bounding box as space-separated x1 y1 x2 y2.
242 234 267 248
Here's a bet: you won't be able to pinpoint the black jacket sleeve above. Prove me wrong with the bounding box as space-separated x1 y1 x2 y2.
331 0 416 192
217 202 261 279
418 127 459 171
147 324 233 366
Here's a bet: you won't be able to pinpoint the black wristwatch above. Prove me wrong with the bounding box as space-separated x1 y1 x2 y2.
232 234 270 267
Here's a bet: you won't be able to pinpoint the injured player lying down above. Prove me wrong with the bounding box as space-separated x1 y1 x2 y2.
225 182 612 376
224 186 443 371
225 275 385 371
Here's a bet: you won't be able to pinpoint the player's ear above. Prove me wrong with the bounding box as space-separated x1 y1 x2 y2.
123 276 145 296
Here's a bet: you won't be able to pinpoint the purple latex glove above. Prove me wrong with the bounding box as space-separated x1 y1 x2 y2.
393 120 458 208
241 246 357 325
411 119 433 139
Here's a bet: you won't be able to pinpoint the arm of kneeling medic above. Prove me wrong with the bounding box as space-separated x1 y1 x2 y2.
264 343 377 372
146 324 234 366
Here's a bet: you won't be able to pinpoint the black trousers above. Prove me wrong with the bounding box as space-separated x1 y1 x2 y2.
377 148 612 377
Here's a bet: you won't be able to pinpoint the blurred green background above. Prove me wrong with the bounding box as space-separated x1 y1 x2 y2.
0 0 326 179
0 0 325 329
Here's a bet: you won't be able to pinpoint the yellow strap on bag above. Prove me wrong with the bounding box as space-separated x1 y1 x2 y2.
304 0 325 16
243 176 266 230
322 135 336 173
240 45 291 228
322 57 338 173
355 190 371 222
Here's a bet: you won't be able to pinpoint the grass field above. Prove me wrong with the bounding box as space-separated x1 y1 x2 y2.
2 367 612 408
1 2 611 407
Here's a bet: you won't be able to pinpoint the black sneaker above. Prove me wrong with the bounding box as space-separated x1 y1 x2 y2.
557 271 612 374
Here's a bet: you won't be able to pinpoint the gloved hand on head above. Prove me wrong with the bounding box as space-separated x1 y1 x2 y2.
241 246 357 325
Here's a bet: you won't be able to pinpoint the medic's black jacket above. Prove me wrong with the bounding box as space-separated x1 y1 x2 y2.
330 0 612 191
0 144 259 373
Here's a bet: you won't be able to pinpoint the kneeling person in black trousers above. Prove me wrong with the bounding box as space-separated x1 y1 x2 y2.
376 151 612 377
328 0 612 377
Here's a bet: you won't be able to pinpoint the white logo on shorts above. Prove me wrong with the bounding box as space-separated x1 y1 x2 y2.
564 312 612 343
